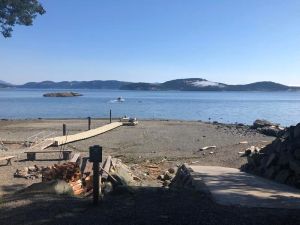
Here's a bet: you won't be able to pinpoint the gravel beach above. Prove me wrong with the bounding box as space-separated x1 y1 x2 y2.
2 119 299 225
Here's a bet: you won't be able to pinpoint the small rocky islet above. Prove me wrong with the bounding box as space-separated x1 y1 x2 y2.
43 92 82 97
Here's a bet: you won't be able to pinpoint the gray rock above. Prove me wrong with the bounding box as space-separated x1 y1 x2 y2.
265 153 277 168
168 167 177 174
163 171 173 181
252 119 279 129
274 169 290 183
278 153 289 166
289 160 300 175
103 181 113 194
264 166 276 179
163 180 171 187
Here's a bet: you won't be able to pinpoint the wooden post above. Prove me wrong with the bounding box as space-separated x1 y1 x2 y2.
88 117 91 130
89 145 102 205
63 124 66 136
110 109 112 123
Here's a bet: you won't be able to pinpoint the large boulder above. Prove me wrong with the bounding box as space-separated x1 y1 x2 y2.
252 119 285 137
252 119 279 129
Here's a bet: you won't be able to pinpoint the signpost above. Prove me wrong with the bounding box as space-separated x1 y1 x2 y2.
89 145 102 205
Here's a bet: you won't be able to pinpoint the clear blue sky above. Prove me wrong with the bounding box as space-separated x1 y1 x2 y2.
1 0 300 85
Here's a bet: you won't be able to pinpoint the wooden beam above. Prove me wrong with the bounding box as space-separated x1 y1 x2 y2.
47 122 123 146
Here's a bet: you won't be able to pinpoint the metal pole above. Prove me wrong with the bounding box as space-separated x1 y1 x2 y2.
88 117 91 130
110 109 112 123
63 124 66 136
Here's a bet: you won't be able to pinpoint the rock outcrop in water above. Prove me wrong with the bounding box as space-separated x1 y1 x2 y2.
242 123 300 188
43 92 82 97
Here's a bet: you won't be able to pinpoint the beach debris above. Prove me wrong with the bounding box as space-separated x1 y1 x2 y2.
0 140 8 151
239 141 248 144
209 151 214 154
14 165 42 179
199 146 216 151
242 122 300 188
157 166 178 187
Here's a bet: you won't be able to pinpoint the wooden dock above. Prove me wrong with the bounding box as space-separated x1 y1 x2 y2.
47 122 123 146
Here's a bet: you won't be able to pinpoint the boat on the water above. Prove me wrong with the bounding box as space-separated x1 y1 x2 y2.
116 97 125 102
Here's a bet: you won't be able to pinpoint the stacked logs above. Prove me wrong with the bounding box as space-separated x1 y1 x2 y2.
42 162 84 195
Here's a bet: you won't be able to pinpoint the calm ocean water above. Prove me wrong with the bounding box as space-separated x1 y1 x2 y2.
0 89 300 126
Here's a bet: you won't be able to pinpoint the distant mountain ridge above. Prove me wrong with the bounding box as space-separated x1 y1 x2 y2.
121 78 300 91
19 80 130 89
0 80 13 88
1 78 299 91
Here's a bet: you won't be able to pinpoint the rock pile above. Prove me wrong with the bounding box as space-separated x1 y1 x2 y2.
157 167 178 187
242 123 300 188
251 119 285 137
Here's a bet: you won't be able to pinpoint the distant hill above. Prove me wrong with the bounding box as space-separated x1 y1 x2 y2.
1 78 299 91
0 80 13 88
18 80 130 89
121 78 299 91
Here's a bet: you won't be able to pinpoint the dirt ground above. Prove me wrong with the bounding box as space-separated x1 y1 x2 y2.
1 119 298 225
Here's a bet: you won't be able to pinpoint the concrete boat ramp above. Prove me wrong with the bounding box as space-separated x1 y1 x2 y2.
186 165 300 209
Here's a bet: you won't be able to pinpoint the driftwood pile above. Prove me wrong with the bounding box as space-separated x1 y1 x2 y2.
242 123 300 188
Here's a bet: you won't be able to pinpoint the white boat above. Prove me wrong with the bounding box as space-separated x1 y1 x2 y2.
116 97 125 102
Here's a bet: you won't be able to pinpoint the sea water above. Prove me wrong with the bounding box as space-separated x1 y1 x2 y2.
0 88 300 126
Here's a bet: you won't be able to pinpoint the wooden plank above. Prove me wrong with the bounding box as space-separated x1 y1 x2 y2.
48 122 123 146
30 140 54 151
0 156 15 161
70 153 81 163
24 150 72 153
101 156 112 179
0 156 16 165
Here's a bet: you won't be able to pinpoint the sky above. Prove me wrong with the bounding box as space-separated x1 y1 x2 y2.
0 0 300 85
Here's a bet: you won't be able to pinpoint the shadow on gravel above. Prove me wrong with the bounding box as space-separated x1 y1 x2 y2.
0 184 26 194
0 186 300 225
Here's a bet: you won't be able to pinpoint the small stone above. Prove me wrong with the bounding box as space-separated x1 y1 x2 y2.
168 167 176 174
157 174 164 180
163 171 173 180
103 181 113 194
163 180 171 187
